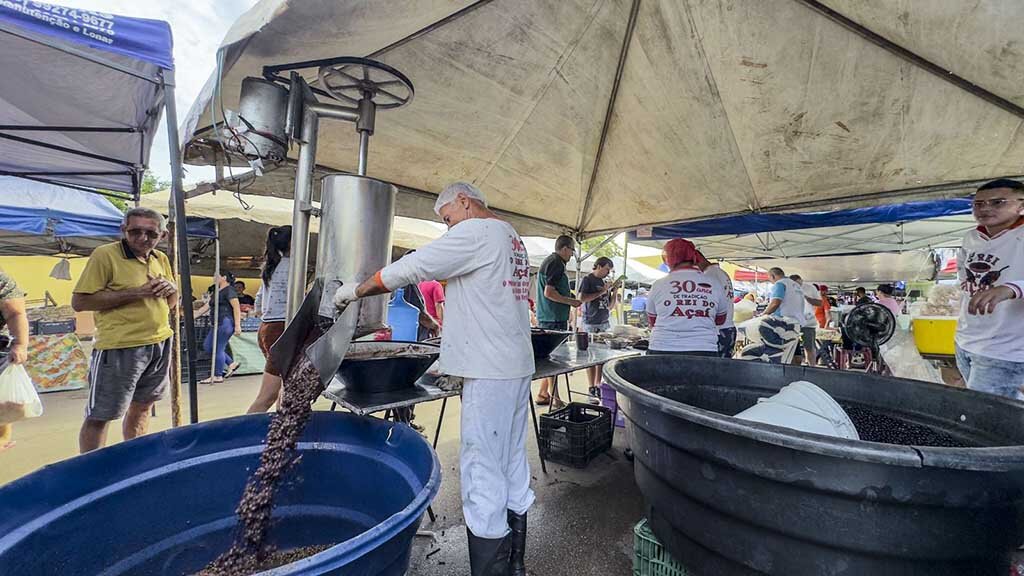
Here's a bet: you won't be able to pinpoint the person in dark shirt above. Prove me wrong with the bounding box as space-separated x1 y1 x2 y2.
854 286 871 306
234 281 256 307
534 235 581 407
578 257 620 399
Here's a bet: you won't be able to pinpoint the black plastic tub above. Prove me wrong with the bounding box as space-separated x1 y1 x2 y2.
531 329 571 358
604 356 1024 576
337 341 439 394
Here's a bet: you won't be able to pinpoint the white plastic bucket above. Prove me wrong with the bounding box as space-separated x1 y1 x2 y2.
734 380 860 440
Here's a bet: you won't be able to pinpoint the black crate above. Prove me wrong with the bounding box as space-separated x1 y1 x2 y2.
37 319 76 335
539 402 613 468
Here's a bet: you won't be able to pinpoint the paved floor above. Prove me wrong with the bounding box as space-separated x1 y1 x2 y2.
1 371 644 575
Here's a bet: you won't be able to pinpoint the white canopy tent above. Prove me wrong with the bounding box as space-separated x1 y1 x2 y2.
141 189 449 275
181 0 1024 236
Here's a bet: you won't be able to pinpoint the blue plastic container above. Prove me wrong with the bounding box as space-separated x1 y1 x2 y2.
388 288 420 342
0 412 441 575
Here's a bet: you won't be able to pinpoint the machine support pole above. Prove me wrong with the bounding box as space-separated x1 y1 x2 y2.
286 107 320 322
357 131 370 176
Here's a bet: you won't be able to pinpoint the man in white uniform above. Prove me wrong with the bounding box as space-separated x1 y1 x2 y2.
335 182 535 576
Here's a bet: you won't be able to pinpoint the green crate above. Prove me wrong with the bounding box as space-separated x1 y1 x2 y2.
634 518 687 576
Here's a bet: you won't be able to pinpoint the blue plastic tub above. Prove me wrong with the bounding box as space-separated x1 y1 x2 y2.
0 411 441 575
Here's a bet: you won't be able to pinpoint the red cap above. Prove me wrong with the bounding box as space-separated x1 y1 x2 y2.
818 284 829 293
663 238 698 269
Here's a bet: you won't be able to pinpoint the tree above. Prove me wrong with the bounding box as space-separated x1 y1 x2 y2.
580 235 623 259
107 170 167 212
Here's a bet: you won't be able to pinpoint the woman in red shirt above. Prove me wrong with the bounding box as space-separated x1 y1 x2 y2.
814 284 831 328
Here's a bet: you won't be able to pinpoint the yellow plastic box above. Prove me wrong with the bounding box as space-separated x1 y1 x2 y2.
912 316 958 356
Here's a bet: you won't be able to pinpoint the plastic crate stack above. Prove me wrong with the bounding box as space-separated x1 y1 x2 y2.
634 519 686 576
538 402 612 468
180 318 213 383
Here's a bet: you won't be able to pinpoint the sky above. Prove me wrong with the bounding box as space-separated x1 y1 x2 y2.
66 0 260 185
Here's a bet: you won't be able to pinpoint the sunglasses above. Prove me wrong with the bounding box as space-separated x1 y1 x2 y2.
972 198 1023 209
126 228 161 240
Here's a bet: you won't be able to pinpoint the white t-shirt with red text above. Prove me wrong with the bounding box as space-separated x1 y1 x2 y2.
956 220 1024 362
646 267 729 352
381 218 535 378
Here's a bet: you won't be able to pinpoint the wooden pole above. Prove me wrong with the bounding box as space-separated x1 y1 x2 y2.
166 220 183 427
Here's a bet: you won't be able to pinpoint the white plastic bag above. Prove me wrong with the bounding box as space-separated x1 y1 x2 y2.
0 364 43 425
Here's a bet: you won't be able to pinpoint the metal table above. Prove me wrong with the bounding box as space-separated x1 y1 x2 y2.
320 341 642 477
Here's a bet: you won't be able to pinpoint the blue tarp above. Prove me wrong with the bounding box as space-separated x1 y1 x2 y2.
629 197 973 241
0 176 122 237
0 2 173 69
0 178 216 256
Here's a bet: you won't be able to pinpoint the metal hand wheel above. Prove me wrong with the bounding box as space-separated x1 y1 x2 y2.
317 57 414 109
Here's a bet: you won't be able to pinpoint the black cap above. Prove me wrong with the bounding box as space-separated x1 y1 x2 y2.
977 178 1024 192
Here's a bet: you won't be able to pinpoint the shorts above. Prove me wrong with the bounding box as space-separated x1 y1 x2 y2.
257 321 287 376
86 339 171 421
583 322 610 334
955 344 1024 400
717 327 737 358
538 321 568 331
799 326 817 356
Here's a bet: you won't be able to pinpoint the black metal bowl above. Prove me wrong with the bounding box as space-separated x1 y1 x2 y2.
605 355 1024 576
530 329 571 358
337 341 440 394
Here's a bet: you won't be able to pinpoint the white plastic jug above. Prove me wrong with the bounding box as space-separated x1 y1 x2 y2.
734 380 860 440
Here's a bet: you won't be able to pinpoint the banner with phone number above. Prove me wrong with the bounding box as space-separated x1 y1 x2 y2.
0 1 173 69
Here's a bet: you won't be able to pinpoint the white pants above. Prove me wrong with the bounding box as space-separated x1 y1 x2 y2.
460 376 535 538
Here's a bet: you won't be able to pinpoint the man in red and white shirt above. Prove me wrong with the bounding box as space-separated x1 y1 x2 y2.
955 178 1024 399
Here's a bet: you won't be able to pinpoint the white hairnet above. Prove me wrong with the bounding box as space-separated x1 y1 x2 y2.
433 181 488 215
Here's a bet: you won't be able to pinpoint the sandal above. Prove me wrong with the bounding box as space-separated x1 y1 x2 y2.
224 362 241 378
535 392 551 406
550 397 566 411
0 440 15 453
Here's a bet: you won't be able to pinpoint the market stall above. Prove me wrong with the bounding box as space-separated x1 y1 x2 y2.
2 1 1024 576
0 4 200 423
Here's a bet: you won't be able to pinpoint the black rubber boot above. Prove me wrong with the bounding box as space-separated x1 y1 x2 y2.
507 510 527 576
467 528 512 576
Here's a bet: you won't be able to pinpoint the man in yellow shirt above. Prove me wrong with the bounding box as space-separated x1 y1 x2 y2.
72 207 177 453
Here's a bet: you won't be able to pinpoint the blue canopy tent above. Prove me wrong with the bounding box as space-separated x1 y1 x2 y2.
0 177 217 257
0 176 121 256
0 4 200 422
628 197 978 283
629 197 972 243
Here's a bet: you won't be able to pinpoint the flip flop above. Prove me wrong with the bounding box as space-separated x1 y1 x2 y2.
535 393 551 406
224 362 241 378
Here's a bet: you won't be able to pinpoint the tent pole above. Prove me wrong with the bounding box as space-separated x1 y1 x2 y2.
211 223 220 382
161 75 200 424
621 233 629 323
